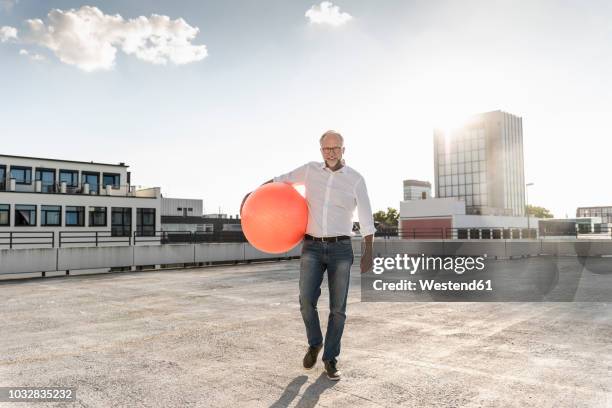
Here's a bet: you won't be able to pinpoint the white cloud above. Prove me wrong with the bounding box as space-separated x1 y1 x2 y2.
19 48 45 61
0 25 17 42
305 1 352 27
14 6 207 71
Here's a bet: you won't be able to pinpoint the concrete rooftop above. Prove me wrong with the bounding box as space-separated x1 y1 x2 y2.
0 260 611 407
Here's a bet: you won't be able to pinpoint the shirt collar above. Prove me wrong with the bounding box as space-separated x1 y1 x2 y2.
321 161 346 173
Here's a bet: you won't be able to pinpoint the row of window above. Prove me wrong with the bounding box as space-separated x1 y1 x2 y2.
438 183 488 197
438 137 486 152
578 207 612 214
438 149 486 164
439 173 487 187
439 160 486 176
0 204 154 235
0 165 121 193
436 191 489 206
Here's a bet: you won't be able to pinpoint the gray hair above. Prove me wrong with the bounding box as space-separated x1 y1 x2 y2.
319 130 344 146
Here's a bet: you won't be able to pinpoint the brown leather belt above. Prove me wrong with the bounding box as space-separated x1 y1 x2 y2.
304 234 351 242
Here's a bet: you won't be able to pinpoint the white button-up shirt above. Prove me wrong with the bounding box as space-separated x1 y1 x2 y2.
274 161 376 238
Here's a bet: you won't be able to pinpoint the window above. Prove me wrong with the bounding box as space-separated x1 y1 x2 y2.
41 205 61 226
188 208 193 212
137 208 156 236
103 173 120 189
82 172 100 194
177 207 182 211
0 165 5 190
59 170 78 187
0 204 8 225
222 224 242 232
35 168 56 193
15 205 36 226
66 206 84 226
89 207 107 226
112 207 131 237
10 166 32 184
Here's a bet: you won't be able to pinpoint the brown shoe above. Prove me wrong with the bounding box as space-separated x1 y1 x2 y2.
323 359 341 381
303 345 323 369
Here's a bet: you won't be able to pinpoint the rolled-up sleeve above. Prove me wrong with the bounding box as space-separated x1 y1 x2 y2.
354 177 376 237
273 163 309 184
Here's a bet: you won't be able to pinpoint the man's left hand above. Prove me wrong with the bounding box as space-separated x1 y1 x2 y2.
360 250 373 274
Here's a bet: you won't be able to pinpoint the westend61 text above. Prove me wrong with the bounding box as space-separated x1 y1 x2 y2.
372 254 486 275
372 279 493 292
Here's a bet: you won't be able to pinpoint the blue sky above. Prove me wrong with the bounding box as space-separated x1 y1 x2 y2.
1 0 611 218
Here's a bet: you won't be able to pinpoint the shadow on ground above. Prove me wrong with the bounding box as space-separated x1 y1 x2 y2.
270 373 337 408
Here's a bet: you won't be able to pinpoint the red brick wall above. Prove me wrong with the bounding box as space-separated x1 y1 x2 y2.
400 218 452 239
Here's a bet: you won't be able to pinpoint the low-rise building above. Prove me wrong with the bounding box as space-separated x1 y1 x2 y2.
160 198 242 242
0 154 160 247
539 217 604 238
399 197 538 239
576 206 612 224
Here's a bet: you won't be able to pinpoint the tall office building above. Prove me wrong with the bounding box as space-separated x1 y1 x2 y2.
403 179 431 201
433 110 526 216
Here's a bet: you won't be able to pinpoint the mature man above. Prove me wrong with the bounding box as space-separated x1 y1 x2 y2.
242 130 374 380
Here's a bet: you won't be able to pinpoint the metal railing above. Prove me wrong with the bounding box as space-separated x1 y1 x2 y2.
134 230 248 245
0 182 143 197
2 225 611 251
0 231 55 248
541 224 612 239
58 231 131 247
376 227 539 240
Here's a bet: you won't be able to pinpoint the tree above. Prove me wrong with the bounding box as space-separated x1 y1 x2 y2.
526 205 553 219
373 207 399 228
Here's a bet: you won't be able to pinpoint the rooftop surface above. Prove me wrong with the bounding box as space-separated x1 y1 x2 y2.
0 260 610 407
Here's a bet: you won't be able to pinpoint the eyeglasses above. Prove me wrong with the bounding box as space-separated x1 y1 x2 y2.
321 146 343 154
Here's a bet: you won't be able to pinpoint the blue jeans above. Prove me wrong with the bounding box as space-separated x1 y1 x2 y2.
299 239 354 362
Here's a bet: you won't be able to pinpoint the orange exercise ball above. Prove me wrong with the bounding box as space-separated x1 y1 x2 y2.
241 182 308 254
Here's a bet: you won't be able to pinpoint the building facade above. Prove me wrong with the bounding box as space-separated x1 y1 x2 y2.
434 110 526 216
403 179 431 201
576 206 612 224
0 154 160 246
400 197 538 239
160 198 242 242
